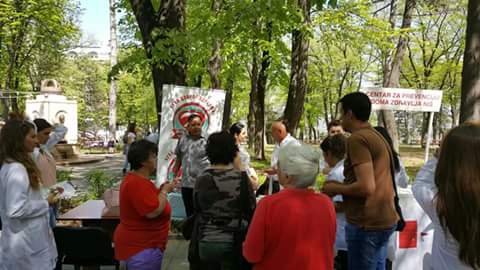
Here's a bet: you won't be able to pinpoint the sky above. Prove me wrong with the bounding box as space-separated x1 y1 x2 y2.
79 0 110 46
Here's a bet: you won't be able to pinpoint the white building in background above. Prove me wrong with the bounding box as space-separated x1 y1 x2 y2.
66 45 110 61
25 80 78 144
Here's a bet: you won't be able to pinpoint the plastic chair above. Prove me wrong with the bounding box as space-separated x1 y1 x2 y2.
53 226 119 270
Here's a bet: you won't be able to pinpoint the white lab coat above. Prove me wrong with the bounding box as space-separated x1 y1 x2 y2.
412 158 473 270
0 162 57 270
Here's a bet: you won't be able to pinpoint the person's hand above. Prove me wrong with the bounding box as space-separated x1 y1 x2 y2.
172 177 181 188
51 186 64 194
263 168 277 176
161 178 180 194
321 181 341 197
173 176 182 186
47 192 61 205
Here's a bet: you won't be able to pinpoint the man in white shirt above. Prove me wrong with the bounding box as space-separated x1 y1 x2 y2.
259 120 300 195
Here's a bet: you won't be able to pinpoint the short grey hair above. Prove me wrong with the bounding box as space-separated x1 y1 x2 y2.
278 143 320 188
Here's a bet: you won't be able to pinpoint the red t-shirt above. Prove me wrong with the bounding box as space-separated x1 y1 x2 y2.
243 188 336 270
114 173 171 260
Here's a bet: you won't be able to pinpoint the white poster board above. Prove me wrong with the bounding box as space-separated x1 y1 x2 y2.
388 187 434 270
156 85 226 186
361 87 443 161
361 88 443 112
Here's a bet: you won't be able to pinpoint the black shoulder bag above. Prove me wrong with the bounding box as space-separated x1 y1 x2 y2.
373 129 406 232
233 172 255 270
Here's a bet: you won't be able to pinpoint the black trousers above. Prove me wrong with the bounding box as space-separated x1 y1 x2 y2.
255 179 280 196
334 250 348 270
182 187 195 217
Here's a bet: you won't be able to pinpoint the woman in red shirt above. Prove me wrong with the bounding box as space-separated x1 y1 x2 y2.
114 140 178 270
243 143 336 270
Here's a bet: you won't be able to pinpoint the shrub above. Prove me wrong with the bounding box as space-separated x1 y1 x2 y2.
86 169 117 199
57 169 73 182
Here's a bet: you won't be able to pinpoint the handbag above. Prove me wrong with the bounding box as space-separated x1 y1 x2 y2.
373 129 406 232
181 214 196 240
233 172 255 270
390 166 406 231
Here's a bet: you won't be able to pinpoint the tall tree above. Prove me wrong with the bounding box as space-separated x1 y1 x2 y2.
0 0 78 118
207 0 223 90
380 0 416 151
401 2 465 142
460 0 480 122
283 0 311 134
109 0 118 140
221 74 234 129
249 45 271 160
128 0 187 125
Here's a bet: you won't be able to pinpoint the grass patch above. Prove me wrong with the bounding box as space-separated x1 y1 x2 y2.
399 145 434 183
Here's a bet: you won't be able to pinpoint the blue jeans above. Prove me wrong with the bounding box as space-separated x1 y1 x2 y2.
345 223 395 270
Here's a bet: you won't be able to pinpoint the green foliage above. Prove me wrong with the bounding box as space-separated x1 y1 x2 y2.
0 0 80 116
112 48 157 131
115 0 466 142
86 169 117 199
150 0 161 12
57 169 73 182
308 0 394 124
56 57 110 133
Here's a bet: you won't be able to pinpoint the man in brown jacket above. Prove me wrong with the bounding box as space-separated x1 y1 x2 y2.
322 92 399 270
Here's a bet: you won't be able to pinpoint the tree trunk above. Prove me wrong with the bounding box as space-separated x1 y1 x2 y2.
381 0 416 151
460 0 480 122
248 49 259 151
421 112 428 147
109 0 118 140
208 40 222 89
207 0 223 89
222 75 234 130
3 51 16 118
451 103 457 128
254 48 270 160
283 0 310 134
129 0 187 127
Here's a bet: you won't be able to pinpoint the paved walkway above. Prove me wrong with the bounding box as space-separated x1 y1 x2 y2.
58 154 190 270
57 153 125 189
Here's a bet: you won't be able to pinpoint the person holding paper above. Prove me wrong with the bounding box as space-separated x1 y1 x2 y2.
0 119 59 270
413 123 480 270
114 140 178 270
257 119 299 196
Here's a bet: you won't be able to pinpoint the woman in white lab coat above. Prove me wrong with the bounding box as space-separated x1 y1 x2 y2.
413 123 480 270
0 119 59 270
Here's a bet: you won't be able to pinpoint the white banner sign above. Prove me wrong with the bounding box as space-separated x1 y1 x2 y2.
156 85 226 185
361 88 443 112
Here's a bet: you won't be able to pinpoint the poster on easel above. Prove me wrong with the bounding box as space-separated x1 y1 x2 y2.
156 84 226 186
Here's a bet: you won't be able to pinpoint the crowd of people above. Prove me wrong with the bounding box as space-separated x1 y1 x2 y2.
0 92 479 270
